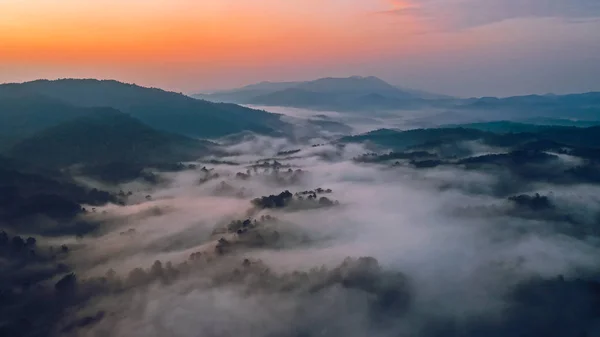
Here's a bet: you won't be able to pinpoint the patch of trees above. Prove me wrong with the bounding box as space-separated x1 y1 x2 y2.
0 231 79 337
119 228 136 236
0 163 119 235
441 275 600 337
252 190 294 209
216 215 278 236
206 159 239 166
7 194 83 220
220 167 310 184
458 150 557 166
565 163 600 183
276 149 301 156
79 162 167 184
5 227 600 337
355 151 436 163
213 181 248 198
252 189 339 210
235 171 251 180
342 125 600 155
296 188 332 196
0 191 104 235
508 193 554 211
198 168 220 184
0 166 115 206
249 159 289 170
410 159 444 168
42 254 410 335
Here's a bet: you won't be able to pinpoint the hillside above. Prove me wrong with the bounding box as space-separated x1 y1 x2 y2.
341 124 600 151
341 127 489 149
0 94 92 150
443 120 600 133
248 88 334 107
293 76 411 97
0 79 287 138
6 108 211 168
194 81 301 103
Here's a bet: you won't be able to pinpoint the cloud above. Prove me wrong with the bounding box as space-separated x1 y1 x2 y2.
383 0 600 30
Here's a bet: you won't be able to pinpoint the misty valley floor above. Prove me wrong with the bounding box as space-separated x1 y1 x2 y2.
2 131 600 337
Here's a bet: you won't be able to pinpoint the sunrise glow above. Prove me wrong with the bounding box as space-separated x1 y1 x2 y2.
1 0 599 96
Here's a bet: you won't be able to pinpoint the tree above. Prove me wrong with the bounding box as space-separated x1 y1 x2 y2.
151 260 163 277
55 273 77 292
26 237 36 246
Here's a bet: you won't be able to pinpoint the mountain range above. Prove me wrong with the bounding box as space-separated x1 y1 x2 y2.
195 76 600 120
193 76 450 111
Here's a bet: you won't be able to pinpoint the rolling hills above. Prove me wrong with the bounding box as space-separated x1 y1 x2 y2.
6 108 211 168
0 79 288 138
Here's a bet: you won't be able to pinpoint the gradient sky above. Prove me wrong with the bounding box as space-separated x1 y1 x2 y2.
1 0 599 97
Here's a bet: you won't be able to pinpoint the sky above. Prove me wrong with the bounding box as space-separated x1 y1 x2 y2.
1 0 599 97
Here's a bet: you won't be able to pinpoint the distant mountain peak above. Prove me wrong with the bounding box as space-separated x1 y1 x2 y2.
191 75 453 111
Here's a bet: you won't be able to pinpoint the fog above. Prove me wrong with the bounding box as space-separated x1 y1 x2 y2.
40 129 600 337
248 105 473 134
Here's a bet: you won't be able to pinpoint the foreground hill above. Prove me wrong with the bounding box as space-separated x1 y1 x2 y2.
0 79 287 138
7 108 211 168
0 154 118 233
0 94 93 150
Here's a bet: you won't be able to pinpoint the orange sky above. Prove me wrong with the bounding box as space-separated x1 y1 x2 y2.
1 1 424 65
0 0 481 91
1 0 599 96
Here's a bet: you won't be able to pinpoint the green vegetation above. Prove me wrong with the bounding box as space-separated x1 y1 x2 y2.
0 79 287 138
6 108 209 168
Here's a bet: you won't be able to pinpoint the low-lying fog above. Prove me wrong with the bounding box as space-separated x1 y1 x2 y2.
57 130 600 336
248 105 476 134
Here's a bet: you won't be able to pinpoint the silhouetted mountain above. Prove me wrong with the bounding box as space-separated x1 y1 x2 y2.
0 79 287 138
194 76 442 111
6 108 211 168
248 88 333 107
294 76 411 97
458 92 600 120
197 77 600 120
194 81 301 103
